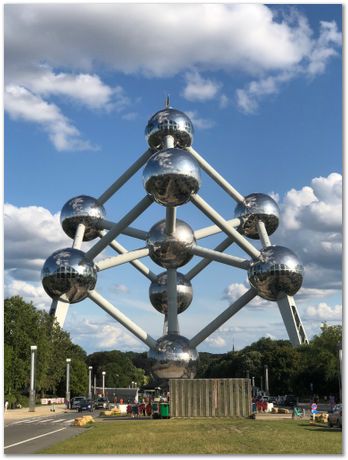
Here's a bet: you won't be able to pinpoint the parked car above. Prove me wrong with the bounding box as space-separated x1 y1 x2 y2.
328 404 342 428
95 397 109 409
77 399 94 412
70 396 86 409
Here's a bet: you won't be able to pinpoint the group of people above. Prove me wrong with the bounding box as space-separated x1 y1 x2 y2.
126 400 154 418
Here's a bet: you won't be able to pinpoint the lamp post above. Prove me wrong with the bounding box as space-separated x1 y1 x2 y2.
102 371 106 397
88 366 93 400
338 347 342 402
66 358 71 409
29 346 37 412
264 365 269 395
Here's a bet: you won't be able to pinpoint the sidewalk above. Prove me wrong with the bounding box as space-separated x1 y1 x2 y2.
4 404 69 422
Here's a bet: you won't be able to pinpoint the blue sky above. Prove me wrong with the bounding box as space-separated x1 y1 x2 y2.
4 3 342 355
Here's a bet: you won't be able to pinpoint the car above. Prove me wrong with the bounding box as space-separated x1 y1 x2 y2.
94 397 109 409
328 404 342 428
77 399 94 412
70 396 86 409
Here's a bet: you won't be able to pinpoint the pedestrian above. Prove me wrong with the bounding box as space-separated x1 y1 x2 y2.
4 400 9 411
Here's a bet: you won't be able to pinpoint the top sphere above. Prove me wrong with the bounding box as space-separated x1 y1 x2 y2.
145 108 194 149
61 195 106 241
234 193 280 239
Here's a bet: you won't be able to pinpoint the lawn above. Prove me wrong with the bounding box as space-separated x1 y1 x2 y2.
38 418 342 455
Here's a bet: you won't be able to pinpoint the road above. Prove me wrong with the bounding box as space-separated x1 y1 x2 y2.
4 410 89 454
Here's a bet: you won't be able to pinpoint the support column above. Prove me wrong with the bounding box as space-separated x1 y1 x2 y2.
29 345 37 412
167 268 179 335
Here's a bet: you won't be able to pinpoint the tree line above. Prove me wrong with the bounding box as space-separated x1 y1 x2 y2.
4 296 342 406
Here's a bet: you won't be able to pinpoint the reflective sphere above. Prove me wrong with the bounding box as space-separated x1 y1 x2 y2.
41 248 97 303
248 245 304 301
147 219 196 268
61 195 106 241
234 193 280 239
145 108 194 149
148 334 199 379
149 272 193 314
143 148 201 206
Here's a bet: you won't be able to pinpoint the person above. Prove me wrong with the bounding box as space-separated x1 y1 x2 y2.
126 403 132 416
4 400 9 411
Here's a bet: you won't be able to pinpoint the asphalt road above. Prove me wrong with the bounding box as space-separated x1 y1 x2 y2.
4 411 88 454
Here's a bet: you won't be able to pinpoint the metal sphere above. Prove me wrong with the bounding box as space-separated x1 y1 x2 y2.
60 195 106 241
143 148 201 206
41 248 97 303
147 219 196 268
234 193 280 239
148 334 199 379
145 108 194 149
149 272 193 314
248 245 304 301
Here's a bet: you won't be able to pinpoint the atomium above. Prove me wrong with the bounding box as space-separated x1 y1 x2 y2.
234 193 280 239
43 100 309 382
145 108 194 149
248 245 304 301
148 334 199 379
147 219 196 268
149 272 193 314
41 248 97 303
61 195 106 241
143 148 201 206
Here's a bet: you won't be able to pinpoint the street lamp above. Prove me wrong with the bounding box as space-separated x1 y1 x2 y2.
88 366 93 400
29 346 37 412
264 365 269 395
66 358 71 408
102 371 106 397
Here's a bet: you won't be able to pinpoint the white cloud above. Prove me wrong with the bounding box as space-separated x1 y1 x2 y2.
306 302 342 321
183 71 221 102
113 284 129 294
235 19 341 113
4 85 97 151
4 278 50 310
186 111 215 130
205 335 226 348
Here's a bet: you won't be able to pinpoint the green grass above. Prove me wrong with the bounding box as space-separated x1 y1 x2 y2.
38 418 342 455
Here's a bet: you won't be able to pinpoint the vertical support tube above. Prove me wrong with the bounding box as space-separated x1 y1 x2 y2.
166 207 176 235
72 223 86 249
49 300 70 328
88 366 93 400
29 345 37 412
66 358 71 409
167 268 179 334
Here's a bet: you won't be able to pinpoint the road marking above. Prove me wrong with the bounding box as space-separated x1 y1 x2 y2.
37 418 55 423
51 418 67 423
4 427 66 449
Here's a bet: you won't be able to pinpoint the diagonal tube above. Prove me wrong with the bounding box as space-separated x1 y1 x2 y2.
186 237 234 281
88 289 157 350
191 245 250 270
194 218 240 240
256 220 271 248
100 220 148 240
191 194 261 260
97 148 154 205
96 248 149 271
100 231 157 282
72 223 86 249
85 195 153 260
189 288 258 348
186 146 245 203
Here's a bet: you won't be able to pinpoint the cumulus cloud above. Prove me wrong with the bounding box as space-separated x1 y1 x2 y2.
186 111 215 130
236 19 341 113
306 302 342 321
4 278 50 310
4 4 341 143
183 71 221 102
223 282 268 309
205 335 227 348
4 85 97 151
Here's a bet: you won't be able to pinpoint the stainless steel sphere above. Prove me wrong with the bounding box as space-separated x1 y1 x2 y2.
145 108 194 149
149 272 193 314
143 148 201 206
248 245 304 301
148 334 199 379
41 248 97 303
234 193 280 239
60 195 106 241
147 219 196 268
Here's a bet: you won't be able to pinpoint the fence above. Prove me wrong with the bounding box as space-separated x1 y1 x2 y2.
169 378 251 417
